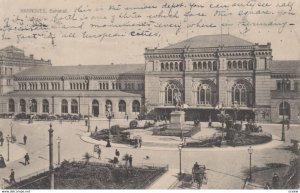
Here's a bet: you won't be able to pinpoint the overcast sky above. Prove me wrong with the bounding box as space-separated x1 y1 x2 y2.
0 0 299 66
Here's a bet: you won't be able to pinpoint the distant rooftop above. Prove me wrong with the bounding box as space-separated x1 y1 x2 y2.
163 34 254 49
15 64 145 77
271 60 300 74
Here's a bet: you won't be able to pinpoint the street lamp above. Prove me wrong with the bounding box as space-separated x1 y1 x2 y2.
10 121 13 143
178 143 183 175
216 103 225 142
232 102 239 124
248 146 253 182
56 137 62 165
87 104 91 132
48 123 54 189
105 103 113 140
281 77 290 142
6 135 10 161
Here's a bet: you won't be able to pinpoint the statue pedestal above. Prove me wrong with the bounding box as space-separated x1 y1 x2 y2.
169 111 185 130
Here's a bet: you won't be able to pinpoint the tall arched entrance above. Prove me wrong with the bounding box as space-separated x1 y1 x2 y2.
92 100 99 117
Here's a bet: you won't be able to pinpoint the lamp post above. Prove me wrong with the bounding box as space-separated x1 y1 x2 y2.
48 123 54 189
281 77 289 142
105 103 113 140
6 135 10 161
10 121 13 143
216 104 225 141
87 104 91 132
232 102 239 124
56 137 61 165
178 143 183 175
248 146 253 182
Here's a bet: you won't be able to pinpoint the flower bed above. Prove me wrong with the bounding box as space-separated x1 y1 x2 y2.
7 161 167 189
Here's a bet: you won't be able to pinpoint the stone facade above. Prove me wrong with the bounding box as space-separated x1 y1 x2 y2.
0 35 299 123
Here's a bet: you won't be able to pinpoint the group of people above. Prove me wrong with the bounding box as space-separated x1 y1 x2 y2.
134 137 142 148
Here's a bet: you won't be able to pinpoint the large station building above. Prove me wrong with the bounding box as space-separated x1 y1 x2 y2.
0 34 299 123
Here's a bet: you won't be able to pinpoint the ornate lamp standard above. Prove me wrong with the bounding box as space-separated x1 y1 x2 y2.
216 103 225 142
105 103 113 140
248 146 253 182
6 135 10 161
232 102 240 124
10 121 13 143
178 143 183 175
281 77 290 142
87 104 91 132
48 123 54 189
56 137 62 165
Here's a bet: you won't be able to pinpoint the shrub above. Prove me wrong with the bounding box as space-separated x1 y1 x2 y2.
129 120 138 129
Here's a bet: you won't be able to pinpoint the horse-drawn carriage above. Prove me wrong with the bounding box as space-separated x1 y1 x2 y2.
192 163 207 189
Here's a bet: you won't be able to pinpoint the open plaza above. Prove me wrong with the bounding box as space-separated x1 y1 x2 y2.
0 117 298 189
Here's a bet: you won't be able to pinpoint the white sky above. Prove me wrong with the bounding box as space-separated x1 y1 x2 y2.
0 0 299 66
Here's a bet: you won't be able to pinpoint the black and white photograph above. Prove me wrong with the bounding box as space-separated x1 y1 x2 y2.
0 0 299 191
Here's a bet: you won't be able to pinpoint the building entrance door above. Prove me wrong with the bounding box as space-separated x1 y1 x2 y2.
92 100 99 117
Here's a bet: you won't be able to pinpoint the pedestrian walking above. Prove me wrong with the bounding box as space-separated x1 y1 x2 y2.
286 118 290 130
128 155 133 167
95 126 98 133
23 135 27 145
0 154 6 168
272 173 280 189
134 138 138 148
97 148 101 159
0 137 4 146
85 118 88 126
24 153 30 165
126 114 129 121
139 138 142 148
115 149 120 157
9 169 16 184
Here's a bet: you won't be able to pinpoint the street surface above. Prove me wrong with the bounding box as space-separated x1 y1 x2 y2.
0 118 298 189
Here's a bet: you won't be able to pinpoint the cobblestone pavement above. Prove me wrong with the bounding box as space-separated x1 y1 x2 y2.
0 118 298 189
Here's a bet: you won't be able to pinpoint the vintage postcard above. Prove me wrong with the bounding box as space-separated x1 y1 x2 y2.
0 0 299 191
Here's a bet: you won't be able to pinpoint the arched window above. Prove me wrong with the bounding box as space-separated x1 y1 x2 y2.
161 63 164 71
9 99 15 112
279 101 290 117
198 62 202 70
61 99 68 113
132 100 140 113
165 63 169 71
232 81 252 106
175 62 178 71
42 99 49 113
243 61 248 70
233 61 237 69
31 99 37 113
71 99 78 114
193 62 197 70
208 61 212 71
92 100 99 117
213 61 218 71
203 62 207 70
179 62 183 71
197 84 211 105
105 100 113 111
238 61 242 69
248 60 253 70
118 100 126 112
20 99 26 112
165 82 183 105
170 62 174 71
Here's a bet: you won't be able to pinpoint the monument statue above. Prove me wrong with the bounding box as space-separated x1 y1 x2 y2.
174 92 182 111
